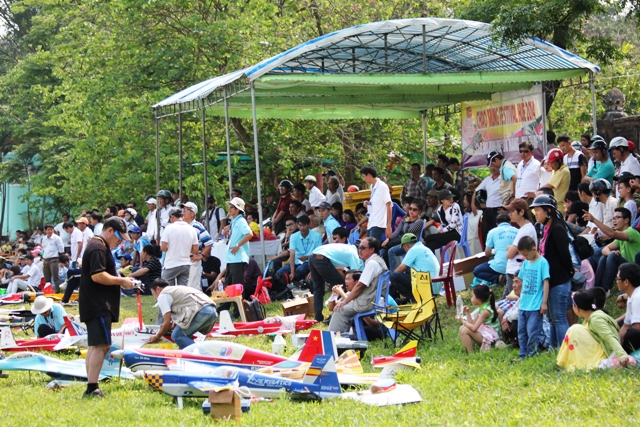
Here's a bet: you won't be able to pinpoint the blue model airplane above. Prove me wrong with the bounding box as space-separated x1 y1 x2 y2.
143 354 341 408
0 349 135 381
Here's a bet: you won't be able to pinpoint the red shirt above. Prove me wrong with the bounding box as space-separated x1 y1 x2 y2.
275 194 293 217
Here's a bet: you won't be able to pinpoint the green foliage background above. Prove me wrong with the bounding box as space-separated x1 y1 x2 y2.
1 0 639 223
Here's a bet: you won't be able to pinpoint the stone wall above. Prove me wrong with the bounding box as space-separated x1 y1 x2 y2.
597 116 640 148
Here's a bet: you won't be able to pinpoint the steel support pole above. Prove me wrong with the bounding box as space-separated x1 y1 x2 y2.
590 72 598 135
224 89 234 198
155 109 161 239
178 109 183 202
202 103 209 231
421 111 427 171
541 83 548 156
422 25 427 74
250 83 266 267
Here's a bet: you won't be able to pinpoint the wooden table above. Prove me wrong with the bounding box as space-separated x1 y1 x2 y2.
210 295 246 322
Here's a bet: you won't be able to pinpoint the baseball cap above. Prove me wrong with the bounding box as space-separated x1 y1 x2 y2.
322 170 337 177
120 253 132 261
503 198 529 212
168 207 183 217
104 217 131 241
439 189 454 200
226 197 245 213
486 151 501 166
427 189 440 197
77 217 89 225
400 233 418 244
317 202 332 210
129 226 143 233
614 171 638 181
145 197 157 205
303 175 317 183
183 202 198 215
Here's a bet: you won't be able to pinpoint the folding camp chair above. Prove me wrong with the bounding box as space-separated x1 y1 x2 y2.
376 271 442 347
433 241 458 307
353 271 390 342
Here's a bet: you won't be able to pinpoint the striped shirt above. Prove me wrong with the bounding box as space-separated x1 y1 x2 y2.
188 220 213 250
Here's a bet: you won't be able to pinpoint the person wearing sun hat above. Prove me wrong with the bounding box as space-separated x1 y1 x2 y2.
541 148 571 214
225 197 253 288
31 295 67 338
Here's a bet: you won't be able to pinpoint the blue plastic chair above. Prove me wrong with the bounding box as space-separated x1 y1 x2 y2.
354 271 390 342
442 213 470 263
348 227 360 245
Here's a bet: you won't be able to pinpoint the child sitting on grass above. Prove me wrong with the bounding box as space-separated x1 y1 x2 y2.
457 284 499 353
515 236 549 361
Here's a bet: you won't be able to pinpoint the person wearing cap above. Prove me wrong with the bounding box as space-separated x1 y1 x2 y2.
63 221 84 268
79 216 136 398
360 165 392 242
514 142 541 202
128 225 149 267
486 150 517 205
224 197 253 288
584 136 615 185
473 213 518 285
157 189 175 238
182 201 214 290
31 295 67 337
541 148 571 214
316 201 340 241
41 223 65 293
591 178 619 234
126 202 145 226
423 189 463 252
558 135 587 191
400 163 428 202
160 207 199 286
202 195 227 240
118 253 134 276
7 254 42 295
609 136 640 198
273 180 294 235
303 175 326 209
77 217 94 259
388 232 439 303
293 183 313 215
473 158 503 243
381 199 425 272
145 197 159 242
615 172 638 225
421 189 441 235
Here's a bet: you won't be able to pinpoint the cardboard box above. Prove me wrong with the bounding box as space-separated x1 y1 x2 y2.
281 296 314 318
209 389 241 420
452 253 491 275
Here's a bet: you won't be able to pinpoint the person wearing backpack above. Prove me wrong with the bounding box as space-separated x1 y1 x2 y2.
202 195 227 240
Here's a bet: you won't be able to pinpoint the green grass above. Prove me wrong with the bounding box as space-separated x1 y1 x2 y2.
1 290 638 426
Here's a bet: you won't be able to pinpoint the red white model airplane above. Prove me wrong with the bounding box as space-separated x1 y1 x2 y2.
372 341 421 369
207 311 317 337
1 327 64 352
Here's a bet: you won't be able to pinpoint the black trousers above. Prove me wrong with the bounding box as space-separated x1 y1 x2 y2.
309 255 345 322
481 208 499 247
622 327 640 353
37 324 56 338
424 230 461 252
61 268 81 303
220 262 247 318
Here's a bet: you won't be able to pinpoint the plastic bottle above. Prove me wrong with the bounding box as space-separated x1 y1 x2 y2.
456 295 464 318
217 280 224 292
272 334 286 355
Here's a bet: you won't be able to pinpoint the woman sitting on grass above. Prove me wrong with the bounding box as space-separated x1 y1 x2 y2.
457 284 499 353
557 288 637 371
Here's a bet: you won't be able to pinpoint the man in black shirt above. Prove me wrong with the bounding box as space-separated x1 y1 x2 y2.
79 216 135 398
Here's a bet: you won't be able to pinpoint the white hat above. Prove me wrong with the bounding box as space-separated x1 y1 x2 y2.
146 198 157 205
183 202 198 215
226 197 245 213
31 295 54 315
303 175 317 183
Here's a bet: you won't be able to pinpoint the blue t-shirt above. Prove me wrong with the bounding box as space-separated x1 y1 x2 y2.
401 242 439 277
323 215 341 239
518 256 550 311
289 230 322 265
312 243 363 270
486 223 518 274
226 215 252 264
587 159 615 185
34 303 66 335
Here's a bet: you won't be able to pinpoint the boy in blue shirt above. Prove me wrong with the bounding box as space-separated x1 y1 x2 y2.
516 236 549 360
473 212 518 284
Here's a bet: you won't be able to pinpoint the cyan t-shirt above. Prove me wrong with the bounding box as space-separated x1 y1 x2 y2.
289 230 323 264
312 243 364 270
518 256 550 311
401 242 439 277
586 159 615 185
226 215 252 264
486 223 518 274
323 215 341 239
34 303 67 334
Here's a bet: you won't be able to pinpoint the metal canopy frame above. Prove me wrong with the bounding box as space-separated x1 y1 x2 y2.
150 18 599 266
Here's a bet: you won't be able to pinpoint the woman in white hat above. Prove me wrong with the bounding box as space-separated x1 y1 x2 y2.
31 295 67 337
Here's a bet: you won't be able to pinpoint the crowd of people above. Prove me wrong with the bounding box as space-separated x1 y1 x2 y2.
2 131 640 378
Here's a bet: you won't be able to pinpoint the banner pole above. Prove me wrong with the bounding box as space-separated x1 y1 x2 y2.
590 72 598 135
541 83 547 156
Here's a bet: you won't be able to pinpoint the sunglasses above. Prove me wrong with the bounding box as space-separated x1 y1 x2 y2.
519 150 530 153
358 246 369 251
408 207 419 211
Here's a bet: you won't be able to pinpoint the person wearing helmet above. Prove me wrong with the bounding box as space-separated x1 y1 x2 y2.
156 189 174 238
530 194 573 349
541 148 570 215
589 178 618 233
585 136 615 185
609 136 640 198
557 135 587 191
272 180 294 235
400 163 427 202
303 175 326 209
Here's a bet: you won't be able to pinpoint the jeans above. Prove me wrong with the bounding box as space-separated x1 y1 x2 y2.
595 252 628 292
61 268 82 303
309 255 345 322
367 227 386 243
387 245 406 273
518 310 543 359
275 261 310 284
162 265 191 286
171 304 218 349
547 282 571 348
588 246 603 273
473 262 501 284
390 271 413 302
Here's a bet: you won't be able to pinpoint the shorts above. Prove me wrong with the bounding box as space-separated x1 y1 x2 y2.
86 316 112 346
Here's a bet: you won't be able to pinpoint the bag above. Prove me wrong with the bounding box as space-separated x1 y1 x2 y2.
571 271 587 291
244 298 266 322
251 276 272 305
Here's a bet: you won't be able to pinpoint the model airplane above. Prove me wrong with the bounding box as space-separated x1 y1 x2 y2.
144 354 341 408
207 311 317 337
1 327 64 352
371 341 421 369
0 349 135 381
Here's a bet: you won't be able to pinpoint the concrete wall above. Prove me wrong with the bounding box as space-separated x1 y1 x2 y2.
597 117 640 148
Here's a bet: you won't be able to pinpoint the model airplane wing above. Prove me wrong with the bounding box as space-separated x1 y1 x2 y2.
187 380 237 393
341 383 422 406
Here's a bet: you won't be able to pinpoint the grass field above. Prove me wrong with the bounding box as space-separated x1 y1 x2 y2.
1 290 638 426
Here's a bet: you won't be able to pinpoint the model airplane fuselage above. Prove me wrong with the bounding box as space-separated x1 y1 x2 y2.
1 327 64 352
208 311 317 337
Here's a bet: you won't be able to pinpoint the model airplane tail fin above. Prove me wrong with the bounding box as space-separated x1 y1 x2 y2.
1 327 17 349
217 310 236 333
137 292 144 330
335 350 364 374
392 340 417 358
295 330 337 363
302 355 341 396
63 315 87 336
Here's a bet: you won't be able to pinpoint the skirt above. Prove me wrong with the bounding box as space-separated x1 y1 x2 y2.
478 324 499 351
556 324 607 371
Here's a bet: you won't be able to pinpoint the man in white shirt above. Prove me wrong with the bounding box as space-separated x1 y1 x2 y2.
472 162 503 243
515 142 541 201
41 224 65 293
617 263 640 353
156 189 174 238
304 175 326 209
54 213 72 255
90 213 103 236
360 165 392 242
145 197 158 242
63 222 84 267
7 254 43 294
610 137 640 197
160 207 198 286
76 217 94 259
201 195 226 240
577 181 604 235
558 135 587 191
324 170 344 204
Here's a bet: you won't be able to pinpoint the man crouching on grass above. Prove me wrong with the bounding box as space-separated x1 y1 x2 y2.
79 217 136 398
